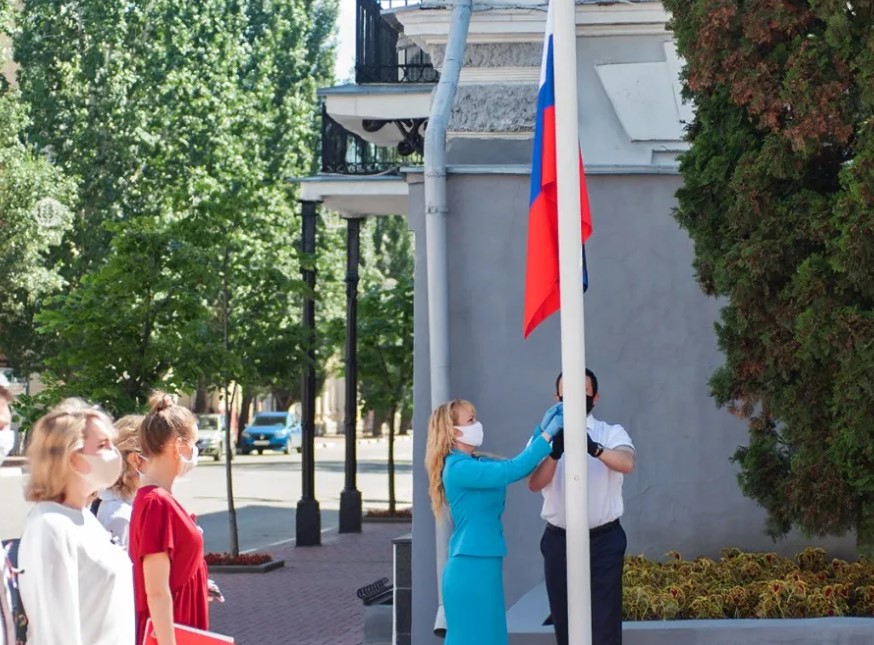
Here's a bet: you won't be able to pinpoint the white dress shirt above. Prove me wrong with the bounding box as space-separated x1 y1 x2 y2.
19 502 135 645
540 415 634 529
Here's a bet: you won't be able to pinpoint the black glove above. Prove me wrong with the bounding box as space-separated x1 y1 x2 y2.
587 433 603 458
550 430 564 460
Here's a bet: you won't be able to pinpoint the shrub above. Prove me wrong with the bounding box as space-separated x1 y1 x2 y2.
204 552 272 566
623 547 874 620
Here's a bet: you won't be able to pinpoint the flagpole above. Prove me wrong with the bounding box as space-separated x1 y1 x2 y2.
552 1 591 645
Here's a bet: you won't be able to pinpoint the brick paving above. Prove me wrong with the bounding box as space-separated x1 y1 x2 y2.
208 521 410 645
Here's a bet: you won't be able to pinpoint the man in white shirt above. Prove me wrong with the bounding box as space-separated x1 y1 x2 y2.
529 369 635 645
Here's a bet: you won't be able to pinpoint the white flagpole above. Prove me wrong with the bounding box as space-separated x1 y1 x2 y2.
552 1 591 645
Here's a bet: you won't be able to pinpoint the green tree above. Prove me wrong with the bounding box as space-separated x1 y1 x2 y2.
36 219 221 414
358 216 414 513
16 0 340 414
0 4 76 379
666 0 874 553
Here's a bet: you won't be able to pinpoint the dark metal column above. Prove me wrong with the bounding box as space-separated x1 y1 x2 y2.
339 217 363 534
296 200 321 546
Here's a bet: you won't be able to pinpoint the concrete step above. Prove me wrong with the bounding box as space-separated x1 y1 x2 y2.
506 583 874 645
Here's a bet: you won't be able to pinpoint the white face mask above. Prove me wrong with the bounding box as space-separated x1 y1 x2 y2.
454 421 484 448
77 448 123 493
177 442 199 477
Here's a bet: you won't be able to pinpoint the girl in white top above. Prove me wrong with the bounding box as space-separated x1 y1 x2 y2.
18 399 135 645
95 414 144 549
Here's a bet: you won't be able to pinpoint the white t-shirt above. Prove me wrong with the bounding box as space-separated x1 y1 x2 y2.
18 502 135 645
540 415 634 529
95 490 133 550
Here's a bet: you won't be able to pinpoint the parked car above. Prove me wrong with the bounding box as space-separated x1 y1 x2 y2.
240 411 301 455
196 413 234 462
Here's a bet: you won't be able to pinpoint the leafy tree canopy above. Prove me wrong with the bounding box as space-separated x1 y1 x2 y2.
9 0 340 414
666 0 874 553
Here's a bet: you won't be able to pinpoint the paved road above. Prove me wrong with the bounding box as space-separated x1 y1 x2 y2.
0 434 413 553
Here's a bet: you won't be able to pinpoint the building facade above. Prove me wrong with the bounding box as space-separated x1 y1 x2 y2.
304 2 856 642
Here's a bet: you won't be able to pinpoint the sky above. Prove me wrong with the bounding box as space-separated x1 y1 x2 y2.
335 0 357 83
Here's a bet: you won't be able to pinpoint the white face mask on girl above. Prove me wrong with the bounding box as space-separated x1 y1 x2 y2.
177 442 199 477
77 448 123 492
454 421 484 447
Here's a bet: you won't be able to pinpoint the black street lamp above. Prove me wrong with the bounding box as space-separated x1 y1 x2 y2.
296 200 321 546
340 217 363 533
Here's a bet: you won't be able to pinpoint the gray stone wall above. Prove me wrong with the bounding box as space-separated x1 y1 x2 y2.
437 34 691 167
430 43 542 69
451 85 538 134
408 171 857 645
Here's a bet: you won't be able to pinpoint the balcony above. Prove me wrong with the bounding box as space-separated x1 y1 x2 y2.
356 0 438 85
320 104 422 176
297 104 412 216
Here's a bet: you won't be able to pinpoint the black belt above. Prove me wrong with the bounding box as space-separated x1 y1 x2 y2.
546 518 619 538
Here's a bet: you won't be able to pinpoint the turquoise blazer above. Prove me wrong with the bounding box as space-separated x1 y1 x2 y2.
443 436 552 558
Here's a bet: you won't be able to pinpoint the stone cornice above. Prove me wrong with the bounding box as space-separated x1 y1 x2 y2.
393 3 670 55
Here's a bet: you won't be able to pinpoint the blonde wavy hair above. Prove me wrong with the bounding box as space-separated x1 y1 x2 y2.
425 399 475 520
110 414 144 500
25 399 117 503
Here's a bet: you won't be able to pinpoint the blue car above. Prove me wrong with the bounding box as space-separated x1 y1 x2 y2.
240 411 301 455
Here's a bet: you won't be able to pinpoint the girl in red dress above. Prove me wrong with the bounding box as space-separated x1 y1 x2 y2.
129 392 208 645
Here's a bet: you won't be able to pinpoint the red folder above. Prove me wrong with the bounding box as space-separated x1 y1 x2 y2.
142 619 234 644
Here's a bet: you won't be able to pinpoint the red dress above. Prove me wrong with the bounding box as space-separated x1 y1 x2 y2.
130 485 209 645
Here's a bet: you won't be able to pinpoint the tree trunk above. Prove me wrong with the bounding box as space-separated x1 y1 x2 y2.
271 388 294 412
857 498 874 560
238 390 254 441
388 407 396 515
225 381 240 556
222 246 240 556
398 405 412 436
371 409 385 437
193 382 209 413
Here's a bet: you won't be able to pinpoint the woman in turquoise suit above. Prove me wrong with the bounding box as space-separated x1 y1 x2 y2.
426 399 563 645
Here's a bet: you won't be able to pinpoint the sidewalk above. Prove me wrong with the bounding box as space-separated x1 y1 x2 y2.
208 521 409 645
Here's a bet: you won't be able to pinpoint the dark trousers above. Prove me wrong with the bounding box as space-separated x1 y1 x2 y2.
540 520 627 645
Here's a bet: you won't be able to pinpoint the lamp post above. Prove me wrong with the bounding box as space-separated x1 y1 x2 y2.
339 216 364 534
296 200 322 546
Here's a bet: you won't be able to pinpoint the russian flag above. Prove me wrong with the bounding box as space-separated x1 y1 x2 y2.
523 0 593 339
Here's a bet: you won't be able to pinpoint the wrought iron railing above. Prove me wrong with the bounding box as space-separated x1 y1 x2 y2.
320 105 423 175
356 0 438 84
375 0 417 7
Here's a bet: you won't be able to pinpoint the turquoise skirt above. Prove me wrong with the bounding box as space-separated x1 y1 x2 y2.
442 555 507 645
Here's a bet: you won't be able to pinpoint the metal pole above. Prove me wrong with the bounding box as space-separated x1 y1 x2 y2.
340 216 363 533
424 0 471 633
553 1 591 643
296 200 322 546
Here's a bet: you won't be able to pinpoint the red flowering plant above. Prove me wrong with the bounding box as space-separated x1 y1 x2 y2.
205 552 273 566
365 507 412 518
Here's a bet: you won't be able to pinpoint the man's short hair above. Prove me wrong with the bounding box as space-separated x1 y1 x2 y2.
555 368 598 396
0 385 12 403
